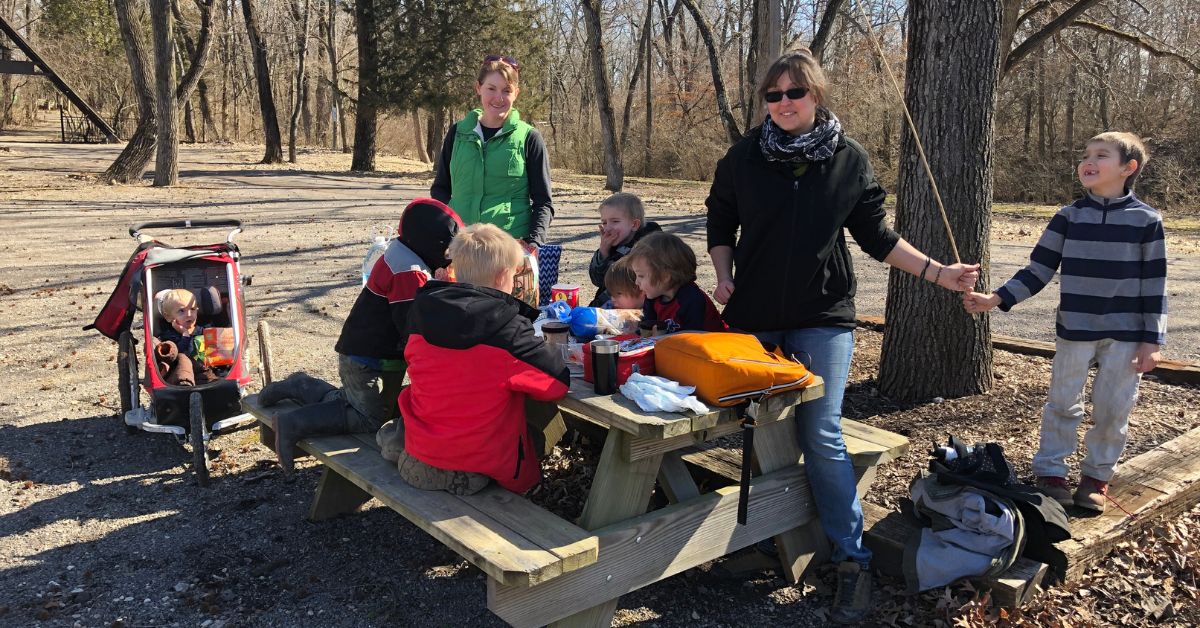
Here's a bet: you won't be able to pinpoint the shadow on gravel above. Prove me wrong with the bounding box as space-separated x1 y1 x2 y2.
0 412 258 536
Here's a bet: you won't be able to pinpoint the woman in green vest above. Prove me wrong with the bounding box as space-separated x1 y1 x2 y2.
431 55 554 247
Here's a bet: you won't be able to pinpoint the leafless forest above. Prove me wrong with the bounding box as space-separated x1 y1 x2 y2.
2 0 1197 207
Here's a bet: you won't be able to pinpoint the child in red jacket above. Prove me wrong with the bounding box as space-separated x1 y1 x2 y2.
398 224 570 495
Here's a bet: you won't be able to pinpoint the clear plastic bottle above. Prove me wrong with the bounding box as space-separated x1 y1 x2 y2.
362 235 388 286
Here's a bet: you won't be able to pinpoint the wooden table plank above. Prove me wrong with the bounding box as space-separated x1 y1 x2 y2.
305 434 571 587
489 462 818 627
752 415 827 583
1056 424 1200 581
560 377 824 441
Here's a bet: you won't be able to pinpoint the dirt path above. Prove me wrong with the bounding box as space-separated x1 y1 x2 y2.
2 135 1198 627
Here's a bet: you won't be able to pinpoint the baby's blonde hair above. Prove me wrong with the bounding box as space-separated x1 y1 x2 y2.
448 224 524 287
159 288 196 320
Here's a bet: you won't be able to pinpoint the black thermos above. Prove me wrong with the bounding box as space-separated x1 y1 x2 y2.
591 339 619 395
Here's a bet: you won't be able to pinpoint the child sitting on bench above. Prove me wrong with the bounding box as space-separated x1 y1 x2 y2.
398 224 570 495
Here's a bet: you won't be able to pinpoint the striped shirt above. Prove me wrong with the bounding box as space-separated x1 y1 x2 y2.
996 192 1167 346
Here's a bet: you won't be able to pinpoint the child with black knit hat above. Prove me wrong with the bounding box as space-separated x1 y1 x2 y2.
259 198 464 478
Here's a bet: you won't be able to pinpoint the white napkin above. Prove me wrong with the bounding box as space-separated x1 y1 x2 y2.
619 372 709 414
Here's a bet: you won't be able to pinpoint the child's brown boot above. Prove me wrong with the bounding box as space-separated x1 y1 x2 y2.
1074 476 1108 513
1035 476 1073 508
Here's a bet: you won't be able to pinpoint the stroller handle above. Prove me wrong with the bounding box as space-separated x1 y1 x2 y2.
129 219 244 244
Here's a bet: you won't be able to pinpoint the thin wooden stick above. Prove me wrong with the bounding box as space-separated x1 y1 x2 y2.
853 3 961 264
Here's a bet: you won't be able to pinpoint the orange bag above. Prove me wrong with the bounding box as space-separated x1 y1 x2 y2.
654 332 814 406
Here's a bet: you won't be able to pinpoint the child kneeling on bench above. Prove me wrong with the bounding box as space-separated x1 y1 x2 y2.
258 198 463 479
398 224 569 495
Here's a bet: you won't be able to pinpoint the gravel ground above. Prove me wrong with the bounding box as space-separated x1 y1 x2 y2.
2 131 1199 627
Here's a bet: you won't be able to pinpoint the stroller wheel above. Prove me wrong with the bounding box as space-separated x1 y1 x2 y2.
258 320 275 385
118 331 139 434
189 392 210 487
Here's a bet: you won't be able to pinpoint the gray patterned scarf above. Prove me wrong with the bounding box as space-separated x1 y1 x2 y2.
759 108 843 163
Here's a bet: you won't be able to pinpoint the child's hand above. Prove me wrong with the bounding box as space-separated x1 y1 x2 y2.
713 279 735 305
962 291 1001 314
1134 343 1162 373
598 225 621 256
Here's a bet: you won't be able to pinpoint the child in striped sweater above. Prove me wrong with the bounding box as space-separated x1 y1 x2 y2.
963 131 1166 513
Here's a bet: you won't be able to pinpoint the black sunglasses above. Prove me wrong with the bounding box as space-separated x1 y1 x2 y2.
764 87 809 103
483 54 519 70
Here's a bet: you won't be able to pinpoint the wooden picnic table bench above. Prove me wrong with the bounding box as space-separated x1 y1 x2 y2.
245 374 913 627
246 396 599 588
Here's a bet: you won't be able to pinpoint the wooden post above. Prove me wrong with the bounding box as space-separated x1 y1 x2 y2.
549 429 663 628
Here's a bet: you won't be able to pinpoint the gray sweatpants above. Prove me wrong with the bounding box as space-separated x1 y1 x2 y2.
1032 338 1141 482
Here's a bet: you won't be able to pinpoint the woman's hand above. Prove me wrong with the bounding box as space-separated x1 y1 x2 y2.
713 279 735 305
936 263 980 292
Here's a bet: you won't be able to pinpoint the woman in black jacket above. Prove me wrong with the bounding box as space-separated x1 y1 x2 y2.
704 49 978 623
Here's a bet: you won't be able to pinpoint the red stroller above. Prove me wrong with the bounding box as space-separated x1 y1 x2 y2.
87 219 274 485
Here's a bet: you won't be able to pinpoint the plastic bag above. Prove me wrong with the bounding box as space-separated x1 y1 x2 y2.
512 249 540 309
567 307 642 339
619 372 709 414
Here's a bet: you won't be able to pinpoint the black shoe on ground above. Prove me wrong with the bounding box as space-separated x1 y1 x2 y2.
830 561 872 624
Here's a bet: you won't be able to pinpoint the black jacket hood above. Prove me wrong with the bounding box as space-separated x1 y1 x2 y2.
410 281 540 349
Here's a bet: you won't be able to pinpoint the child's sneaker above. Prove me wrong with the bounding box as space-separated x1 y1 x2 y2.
1074 476 1108 512
1035 476 1073 507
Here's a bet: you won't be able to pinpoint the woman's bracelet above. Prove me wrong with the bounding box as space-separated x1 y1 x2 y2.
934 264 945 286
920 256 932 282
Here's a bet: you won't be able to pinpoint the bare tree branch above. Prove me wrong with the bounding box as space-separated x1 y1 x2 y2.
810 0 846 60
1003 0 1103 75
678 0 741 143
1070 19 1200 74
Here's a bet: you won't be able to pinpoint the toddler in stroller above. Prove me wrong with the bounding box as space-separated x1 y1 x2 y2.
153 288 220 386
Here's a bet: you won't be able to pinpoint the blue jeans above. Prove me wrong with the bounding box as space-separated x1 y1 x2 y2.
754 326 870 567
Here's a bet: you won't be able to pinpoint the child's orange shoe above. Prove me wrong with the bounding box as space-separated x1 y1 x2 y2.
1074 476 1108 512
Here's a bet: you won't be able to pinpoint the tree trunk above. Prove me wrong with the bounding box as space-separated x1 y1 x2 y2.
809 0 845 60
411 109 427 163
324 0 342 151
151 0 179 186
171 0 216 142
288 0 311 163
103 0 158 184
580 0 624 191
427 106 446 166
877 0 1001 402
351 0 379 171
679 0 741 144
644 0 653 176
750 0 779 124
619 7 652 150
241 0 283 163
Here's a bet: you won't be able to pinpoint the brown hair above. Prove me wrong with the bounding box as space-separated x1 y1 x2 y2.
1088 131 1150 189
477 59 519 88
756 48 828 107
447 224 524 287
626 232 697 291
604 257 640 297
599 192 645 223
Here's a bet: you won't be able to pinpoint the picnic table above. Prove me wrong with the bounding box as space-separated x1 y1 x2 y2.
245 374 910 627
